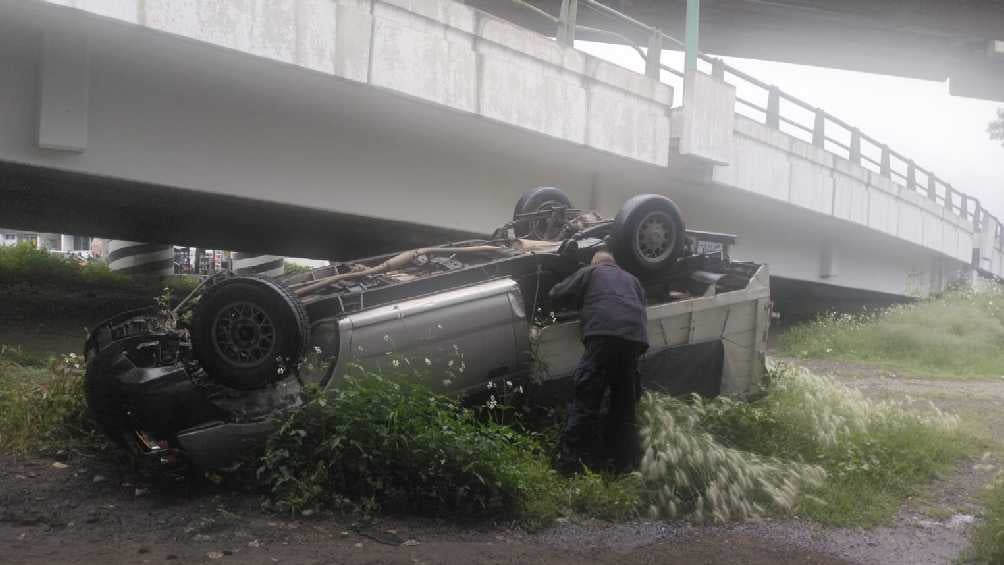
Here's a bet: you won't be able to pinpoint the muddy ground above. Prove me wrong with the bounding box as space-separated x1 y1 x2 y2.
1 356 1001 564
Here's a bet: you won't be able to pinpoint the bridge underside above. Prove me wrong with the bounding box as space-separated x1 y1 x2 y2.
0 161 480 259
469 0 1004 101
0 0 979 303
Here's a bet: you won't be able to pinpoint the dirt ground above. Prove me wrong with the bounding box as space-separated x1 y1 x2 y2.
1 356 1002 564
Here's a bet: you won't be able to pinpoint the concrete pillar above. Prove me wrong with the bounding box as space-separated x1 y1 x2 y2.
60 234 74 252
107 240 174 276
232 252 284 277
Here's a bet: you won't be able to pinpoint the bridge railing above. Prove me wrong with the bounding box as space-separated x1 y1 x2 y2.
506 0 999 249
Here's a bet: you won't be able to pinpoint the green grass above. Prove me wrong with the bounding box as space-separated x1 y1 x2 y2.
0 346 971 530
639 365 975 526
779 287 1004 378
0 346 96 454
968 475 1004 564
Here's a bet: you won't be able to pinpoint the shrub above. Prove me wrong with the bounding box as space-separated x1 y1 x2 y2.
0 243 132 290
283 262 314 275
0 349 95 454
259 375 564 521
780 287 1004 377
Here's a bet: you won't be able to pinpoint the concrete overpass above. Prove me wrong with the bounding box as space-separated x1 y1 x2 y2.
0 0 999 309
471 0 1004 101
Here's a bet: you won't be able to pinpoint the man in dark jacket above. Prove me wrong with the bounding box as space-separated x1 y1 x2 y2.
549 249 648 473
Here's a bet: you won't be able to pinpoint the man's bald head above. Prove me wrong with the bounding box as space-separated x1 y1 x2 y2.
591 250 616 266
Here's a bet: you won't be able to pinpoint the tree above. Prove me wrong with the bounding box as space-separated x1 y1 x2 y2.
990 108 1004 146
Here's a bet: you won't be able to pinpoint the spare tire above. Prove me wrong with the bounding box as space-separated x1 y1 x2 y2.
512 187 572 240
611 194 686 276
191 275 309 390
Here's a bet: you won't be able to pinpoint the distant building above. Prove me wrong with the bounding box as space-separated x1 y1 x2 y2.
0 229 92 253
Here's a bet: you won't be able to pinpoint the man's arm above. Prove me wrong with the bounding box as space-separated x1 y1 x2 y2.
548 266 593 307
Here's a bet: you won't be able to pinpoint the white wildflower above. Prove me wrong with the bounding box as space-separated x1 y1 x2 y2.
424 358 432 366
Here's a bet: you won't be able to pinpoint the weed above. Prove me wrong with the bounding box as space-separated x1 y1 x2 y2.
968 473 1004 564
0 350 98 454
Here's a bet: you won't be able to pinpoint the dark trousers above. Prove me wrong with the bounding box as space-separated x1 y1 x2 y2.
560 336 645 473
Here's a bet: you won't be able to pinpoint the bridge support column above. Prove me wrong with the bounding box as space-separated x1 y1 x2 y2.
232 252 284 277
107 240 174 276
685 0 701 74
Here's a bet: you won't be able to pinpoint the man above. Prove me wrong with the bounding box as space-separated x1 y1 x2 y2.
549 249 648 473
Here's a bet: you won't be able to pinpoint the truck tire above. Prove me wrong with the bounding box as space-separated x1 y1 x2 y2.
191 275 309 390
512 187 572 240
611 194 686 276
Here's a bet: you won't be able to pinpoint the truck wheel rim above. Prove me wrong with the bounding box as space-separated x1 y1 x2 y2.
529 201 565 240
635 211 675 263
212 301 276 368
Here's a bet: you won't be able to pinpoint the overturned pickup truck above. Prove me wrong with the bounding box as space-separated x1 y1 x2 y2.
84 189 770 470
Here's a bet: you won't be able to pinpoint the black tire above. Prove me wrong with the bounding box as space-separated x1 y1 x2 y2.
191 275 309 390
611 194 686 276
512 187 573 240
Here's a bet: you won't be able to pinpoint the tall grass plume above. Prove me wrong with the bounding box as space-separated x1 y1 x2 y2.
638 365 970 525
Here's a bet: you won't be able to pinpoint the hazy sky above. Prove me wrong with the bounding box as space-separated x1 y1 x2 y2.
580 42 1004 218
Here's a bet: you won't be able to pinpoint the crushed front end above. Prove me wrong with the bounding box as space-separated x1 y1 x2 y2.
83 291 304 472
